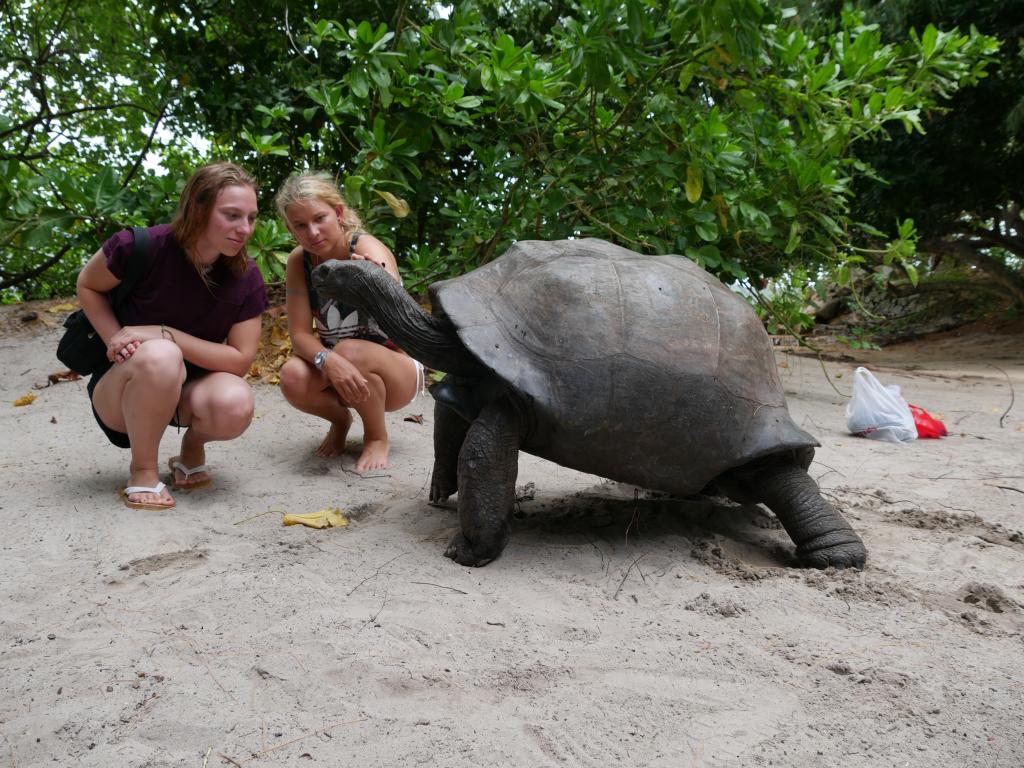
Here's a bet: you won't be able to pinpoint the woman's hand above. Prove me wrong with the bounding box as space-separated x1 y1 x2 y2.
348 251 388 270
323 352 371 404
107 325 162 363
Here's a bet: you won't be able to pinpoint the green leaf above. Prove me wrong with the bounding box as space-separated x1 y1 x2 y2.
350 68 370 99
784 220 801 254
921 25 938 61
903 262 919 286
695 221 718 242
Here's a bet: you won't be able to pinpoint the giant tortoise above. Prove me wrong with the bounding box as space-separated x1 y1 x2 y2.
313 239 866 569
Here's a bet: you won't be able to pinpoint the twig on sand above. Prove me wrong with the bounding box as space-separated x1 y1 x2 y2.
219 719 366 765
625 489 641 547
989 363 1015 428
179 634 236 703
614 553 647 600
346 552 408 596
995 485 1024 495
410 581 468 594
340 465 392 479
232 510 278 525
203 746 212 767
360 587 390 628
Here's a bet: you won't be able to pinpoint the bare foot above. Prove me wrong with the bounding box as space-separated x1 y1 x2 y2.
355 438 390 472
315 412 352 458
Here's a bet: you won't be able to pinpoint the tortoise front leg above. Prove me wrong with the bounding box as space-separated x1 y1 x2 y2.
445 399 521 567
430 400 470 504
737 459 867 569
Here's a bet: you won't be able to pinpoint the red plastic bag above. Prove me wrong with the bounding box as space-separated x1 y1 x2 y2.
908 404 948 439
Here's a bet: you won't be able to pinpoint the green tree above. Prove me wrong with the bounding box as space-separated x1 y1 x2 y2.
0 0 1000 311
237 0 996 298
0 0 190 299
848 0 1024 308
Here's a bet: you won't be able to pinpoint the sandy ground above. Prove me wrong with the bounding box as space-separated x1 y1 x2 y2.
1 309 1022 768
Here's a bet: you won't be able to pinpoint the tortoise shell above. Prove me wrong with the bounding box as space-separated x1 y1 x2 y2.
429 238 817 494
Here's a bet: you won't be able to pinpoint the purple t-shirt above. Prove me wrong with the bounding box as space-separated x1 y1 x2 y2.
102 224 268 343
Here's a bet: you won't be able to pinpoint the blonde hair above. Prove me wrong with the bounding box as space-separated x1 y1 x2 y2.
275 171 364 232
170 161 257 278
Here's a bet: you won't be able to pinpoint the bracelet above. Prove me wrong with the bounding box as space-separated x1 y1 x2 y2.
161 324 176 343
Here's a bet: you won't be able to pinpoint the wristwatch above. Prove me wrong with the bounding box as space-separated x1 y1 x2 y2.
313 350 329 371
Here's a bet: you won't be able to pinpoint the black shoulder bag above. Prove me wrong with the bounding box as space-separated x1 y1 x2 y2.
56 226 151 375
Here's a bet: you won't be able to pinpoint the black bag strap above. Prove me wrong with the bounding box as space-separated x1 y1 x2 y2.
302 249 318 315
110 225 151 312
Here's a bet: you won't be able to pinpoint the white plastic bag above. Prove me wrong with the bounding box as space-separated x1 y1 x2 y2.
845 367 917 443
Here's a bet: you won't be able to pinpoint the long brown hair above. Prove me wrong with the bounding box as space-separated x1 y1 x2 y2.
170 161 258 277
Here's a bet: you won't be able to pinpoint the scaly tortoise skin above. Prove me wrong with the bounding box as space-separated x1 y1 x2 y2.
313 238 866 569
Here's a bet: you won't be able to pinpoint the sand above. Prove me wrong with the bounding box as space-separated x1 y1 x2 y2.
1 309 1022 767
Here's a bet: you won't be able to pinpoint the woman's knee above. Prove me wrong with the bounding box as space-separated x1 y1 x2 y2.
279 356 315 404
332 339 372 370
131 339 186 385
203 379 255 437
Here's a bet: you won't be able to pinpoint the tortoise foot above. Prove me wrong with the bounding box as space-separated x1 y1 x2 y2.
795 540 867 570
429 469 457 504
444 532 501 567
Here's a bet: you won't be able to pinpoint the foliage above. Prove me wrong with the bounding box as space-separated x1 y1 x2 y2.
0 0 198 301
246 218 293 284
0 0 1000 312
845 0 1024 308
211 0 997 295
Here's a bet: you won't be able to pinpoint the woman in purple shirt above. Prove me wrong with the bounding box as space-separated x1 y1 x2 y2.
76 162 268 510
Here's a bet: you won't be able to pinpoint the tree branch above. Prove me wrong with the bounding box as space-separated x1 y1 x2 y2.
121 98 172 188
920 237 1024 305
0 102 154 141
0 242 74 291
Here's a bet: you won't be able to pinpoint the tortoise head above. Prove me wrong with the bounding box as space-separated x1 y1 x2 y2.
311 258 486 377
312 259 378 311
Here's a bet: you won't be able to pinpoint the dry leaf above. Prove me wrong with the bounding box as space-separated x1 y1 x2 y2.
48 302 77 313
13 392 37 407
282 508 349 529
404 413 424 424
375 190 411 218
270 323 290 346
49 370 81 385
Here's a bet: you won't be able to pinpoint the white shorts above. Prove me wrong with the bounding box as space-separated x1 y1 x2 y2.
403 358 428 409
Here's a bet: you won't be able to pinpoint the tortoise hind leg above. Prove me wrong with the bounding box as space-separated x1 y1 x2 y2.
445 399 521 567
430 400 470 504
726 457 867 569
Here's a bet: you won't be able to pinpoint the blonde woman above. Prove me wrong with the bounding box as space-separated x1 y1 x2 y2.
275 172 422 471
78 162 268 510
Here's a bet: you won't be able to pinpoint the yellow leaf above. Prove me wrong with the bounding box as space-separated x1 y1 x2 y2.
13 392 37 407
685 165 703 203
270 324 290 345
712 194 729 231
375 190 411 218
282 508 349 529
48 303 77 313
